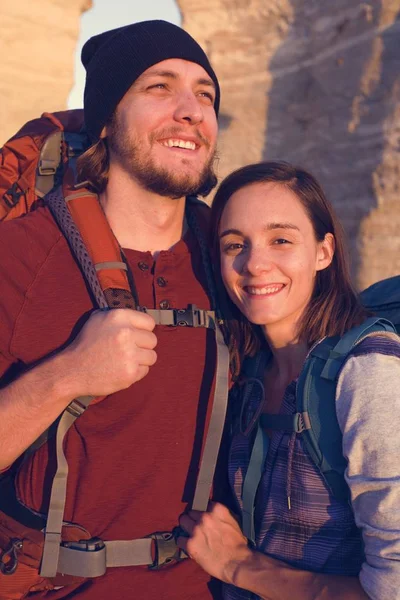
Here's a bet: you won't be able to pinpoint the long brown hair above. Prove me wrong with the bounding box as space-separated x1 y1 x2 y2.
210 161 368 362
76 138 109 193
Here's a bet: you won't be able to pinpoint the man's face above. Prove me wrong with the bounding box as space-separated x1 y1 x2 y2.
104 58 219 198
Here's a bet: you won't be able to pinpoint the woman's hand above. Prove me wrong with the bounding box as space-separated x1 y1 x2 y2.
177 501 253 584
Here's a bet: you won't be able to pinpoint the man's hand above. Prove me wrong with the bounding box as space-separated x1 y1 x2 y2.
63 308 157 397
177 502 253 585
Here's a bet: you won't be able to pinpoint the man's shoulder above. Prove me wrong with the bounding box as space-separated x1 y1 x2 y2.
0 206 64 269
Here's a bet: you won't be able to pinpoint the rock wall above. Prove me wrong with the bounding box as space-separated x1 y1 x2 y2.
0 0 91 144
178 0 400 289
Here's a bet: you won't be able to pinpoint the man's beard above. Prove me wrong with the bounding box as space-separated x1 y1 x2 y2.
107 117 218 198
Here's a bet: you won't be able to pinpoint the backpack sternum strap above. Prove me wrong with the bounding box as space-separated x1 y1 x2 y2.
260 412 310 433
140 305 217 329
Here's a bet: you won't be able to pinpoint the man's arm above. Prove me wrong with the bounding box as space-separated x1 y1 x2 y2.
0 309 157 470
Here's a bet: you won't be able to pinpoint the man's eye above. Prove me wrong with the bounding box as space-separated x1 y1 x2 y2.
273 238 290 245
149 83 167 90
199 91 215 103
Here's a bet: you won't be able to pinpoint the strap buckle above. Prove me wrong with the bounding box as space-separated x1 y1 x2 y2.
0 538 23 575
147 531 187 570
61 537 105 553
174 304 203 327
3 183 25 209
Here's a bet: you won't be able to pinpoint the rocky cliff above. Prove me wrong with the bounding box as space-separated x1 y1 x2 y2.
0 0 91 143
178 0 400 288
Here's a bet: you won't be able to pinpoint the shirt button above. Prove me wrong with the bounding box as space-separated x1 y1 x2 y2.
157 276 167 287
138 261 149 271
159 300 170 309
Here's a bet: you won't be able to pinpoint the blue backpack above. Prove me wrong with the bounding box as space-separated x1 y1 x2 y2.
239 277 399 542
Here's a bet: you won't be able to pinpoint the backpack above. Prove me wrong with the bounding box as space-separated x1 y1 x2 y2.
239 316 398 543
0 111 230 590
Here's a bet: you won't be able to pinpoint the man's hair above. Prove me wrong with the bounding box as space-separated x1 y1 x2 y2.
77 138 109 194
210 161 369 358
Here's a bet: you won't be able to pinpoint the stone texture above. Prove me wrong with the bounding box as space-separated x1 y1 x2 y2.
0 0 91 144
178 0 400 289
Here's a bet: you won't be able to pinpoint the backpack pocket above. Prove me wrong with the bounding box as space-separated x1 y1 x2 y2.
0 510 88 599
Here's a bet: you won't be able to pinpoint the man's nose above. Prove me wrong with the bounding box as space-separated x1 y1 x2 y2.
173 92 204 125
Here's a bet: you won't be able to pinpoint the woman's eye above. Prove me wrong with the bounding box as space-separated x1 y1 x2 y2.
149 83 167 90
273 238 290 245
223 243 245 253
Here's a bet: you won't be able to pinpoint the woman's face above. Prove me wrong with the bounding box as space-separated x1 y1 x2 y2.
218 182 334 332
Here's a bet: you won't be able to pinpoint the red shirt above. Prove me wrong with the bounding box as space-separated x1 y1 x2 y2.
0 207 222 599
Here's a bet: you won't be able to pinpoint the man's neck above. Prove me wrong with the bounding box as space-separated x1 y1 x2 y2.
99 168 188 255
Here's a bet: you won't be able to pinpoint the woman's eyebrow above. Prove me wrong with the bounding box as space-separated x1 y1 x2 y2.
220 223 300 238
264 222 300 232
219 228 243 238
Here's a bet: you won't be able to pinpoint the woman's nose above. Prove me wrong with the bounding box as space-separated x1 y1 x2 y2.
243 248 273 275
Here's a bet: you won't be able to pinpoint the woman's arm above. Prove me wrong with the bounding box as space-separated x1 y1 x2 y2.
179 344 400 600
179 503 369 600
335 347 400 600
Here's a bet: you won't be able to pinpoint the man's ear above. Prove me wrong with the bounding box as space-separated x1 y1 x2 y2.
316 233 335 272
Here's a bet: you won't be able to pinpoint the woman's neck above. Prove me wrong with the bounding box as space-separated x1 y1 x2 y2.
261 321 309 388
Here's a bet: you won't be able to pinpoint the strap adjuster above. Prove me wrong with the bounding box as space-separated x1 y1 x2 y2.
61 537 105 553
147 531 186 570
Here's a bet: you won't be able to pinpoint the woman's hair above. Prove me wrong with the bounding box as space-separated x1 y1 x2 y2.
210 161 368 362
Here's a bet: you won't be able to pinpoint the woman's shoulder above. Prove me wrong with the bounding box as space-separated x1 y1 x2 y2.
351 330 400 360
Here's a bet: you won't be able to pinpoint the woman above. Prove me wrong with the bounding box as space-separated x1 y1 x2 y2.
177 162 400 600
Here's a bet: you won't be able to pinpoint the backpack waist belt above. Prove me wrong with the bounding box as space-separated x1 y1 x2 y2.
56 530 185 576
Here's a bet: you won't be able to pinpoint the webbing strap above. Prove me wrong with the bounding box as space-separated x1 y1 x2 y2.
143 307 216 329
46 187 108 309
259 412 311 433
241 422 269 543
95 261 128 272
40 396 94 578
57 539 153 578
192 323 230 511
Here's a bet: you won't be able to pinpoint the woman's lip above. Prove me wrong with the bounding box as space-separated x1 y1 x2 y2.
243 284 286 297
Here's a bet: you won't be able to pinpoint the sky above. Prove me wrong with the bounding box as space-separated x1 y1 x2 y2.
68 0 181 108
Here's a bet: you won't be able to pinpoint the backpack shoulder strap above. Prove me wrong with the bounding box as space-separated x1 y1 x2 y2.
297 317 396 501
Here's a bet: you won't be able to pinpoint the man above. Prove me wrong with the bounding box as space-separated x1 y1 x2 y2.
0 20 224 599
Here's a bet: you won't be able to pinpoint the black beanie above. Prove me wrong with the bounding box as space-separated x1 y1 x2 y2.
82 20 220 140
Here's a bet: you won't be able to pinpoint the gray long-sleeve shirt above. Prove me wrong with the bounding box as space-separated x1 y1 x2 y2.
337 348 400 599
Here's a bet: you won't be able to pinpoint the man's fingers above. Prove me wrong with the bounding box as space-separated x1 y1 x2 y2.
135 365 150 383
137 348 157 367
130 310 156 331
132 328 157 350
